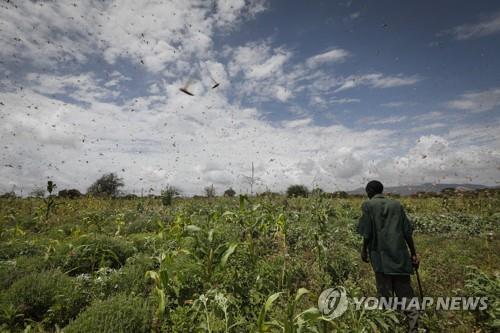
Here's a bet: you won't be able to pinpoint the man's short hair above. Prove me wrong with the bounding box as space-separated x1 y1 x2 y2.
365 180 384 196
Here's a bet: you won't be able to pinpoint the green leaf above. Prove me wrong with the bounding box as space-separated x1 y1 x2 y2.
155 286 166 318
220 243 238 267
262 319 283 331
239 195 248 210
184 225 202 233
145 270 160 286
295 307 321 323
367 319 378 333
257 292 283 332
294 288 310 303
159 269 169 288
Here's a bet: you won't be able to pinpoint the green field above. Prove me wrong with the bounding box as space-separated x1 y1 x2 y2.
0 193 498 332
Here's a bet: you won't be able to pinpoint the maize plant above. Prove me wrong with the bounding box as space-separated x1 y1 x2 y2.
275 213 288 290
222 195 270 264
192 289 241 333
44 180 57 220
145 251 179 332
183 225 238 287
256 288 330 333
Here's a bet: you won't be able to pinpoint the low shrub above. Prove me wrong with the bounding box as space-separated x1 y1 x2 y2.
2 270 88 328
91 255 156 297
464 266 500 331
0 255 46 290
63 293 152 333
164 305 195 333
411 213 496 236
0 240 44 260
50 235 136 275
122 215 158 235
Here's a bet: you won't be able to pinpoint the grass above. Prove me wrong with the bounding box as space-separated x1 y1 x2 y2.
0 193 498 332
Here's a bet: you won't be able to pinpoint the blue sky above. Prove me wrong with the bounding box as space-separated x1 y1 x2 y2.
0 0 499 195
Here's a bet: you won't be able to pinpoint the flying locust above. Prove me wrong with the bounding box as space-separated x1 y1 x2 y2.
179 81 194 96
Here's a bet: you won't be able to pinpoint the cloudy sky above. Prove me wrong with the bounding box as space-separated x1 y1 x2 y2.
1 0 499 195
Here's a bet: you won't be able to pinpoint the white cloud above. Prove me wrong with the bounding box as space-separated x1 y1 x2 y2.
380 101 411 108
310 96 360 108
2 79 498 194
374 132 500 186
359 116 408 125
440 11 500 40
321 147 364 178
148 83 161 94
408 123 447 133
1 0 497 196
411 111 445 122
215 0 246 27
0 83 402 194
227 41 295 102
228 42 291 79
25 73 120 103
335 73 421 92
0 2 100 68
306 48 350 67
349 12 361 20
104 71 131 88
446 88 500 113
0 0 266 73
227 41 419 104
274 86 292 102
281 118 313 128
248 53 291 79
215 0 267 28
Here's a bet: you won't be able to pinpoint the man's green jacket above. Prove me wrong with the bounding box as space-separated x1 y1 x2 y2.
357 194 414 275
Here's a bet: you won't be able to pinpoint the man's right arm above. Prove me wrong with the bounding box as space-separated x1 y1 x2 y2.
358 202 372 263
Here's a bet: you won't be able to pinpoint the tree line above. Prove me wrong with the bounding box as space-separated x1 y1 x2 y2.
3 172 495 200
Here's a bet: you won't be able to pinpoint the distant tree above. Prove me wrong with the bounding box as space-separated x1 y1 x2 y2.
224 187 236 197
58 189 82 199
0 191 16 199
204 184 216 198
441 187 456 195
44 181 57 219
122 193 138 200
311 187 324 197
257 190 281 197
47 181 56 195
286 184 309 198
87 173 124 197
161 185 181 207
30 188 46 198
332 191 348 198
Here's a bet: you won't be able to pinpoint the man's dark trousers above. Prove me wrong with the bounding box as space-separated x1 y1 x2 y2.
375 273 419 333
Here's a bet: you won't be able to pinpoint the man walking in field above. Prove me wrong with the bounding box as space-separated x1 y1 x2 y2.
357 180 420 332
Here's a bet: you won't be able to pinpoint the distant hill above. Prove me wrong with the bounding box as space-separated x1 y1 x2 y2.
348 183 490 196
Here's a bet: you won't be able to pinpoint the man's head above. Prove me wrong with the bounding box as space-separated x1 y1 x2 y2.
365 180 383 199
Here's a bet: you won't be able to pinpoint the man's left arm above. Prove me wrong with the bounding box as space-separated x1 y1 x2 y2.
361 238 369 263
401 206 419 268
